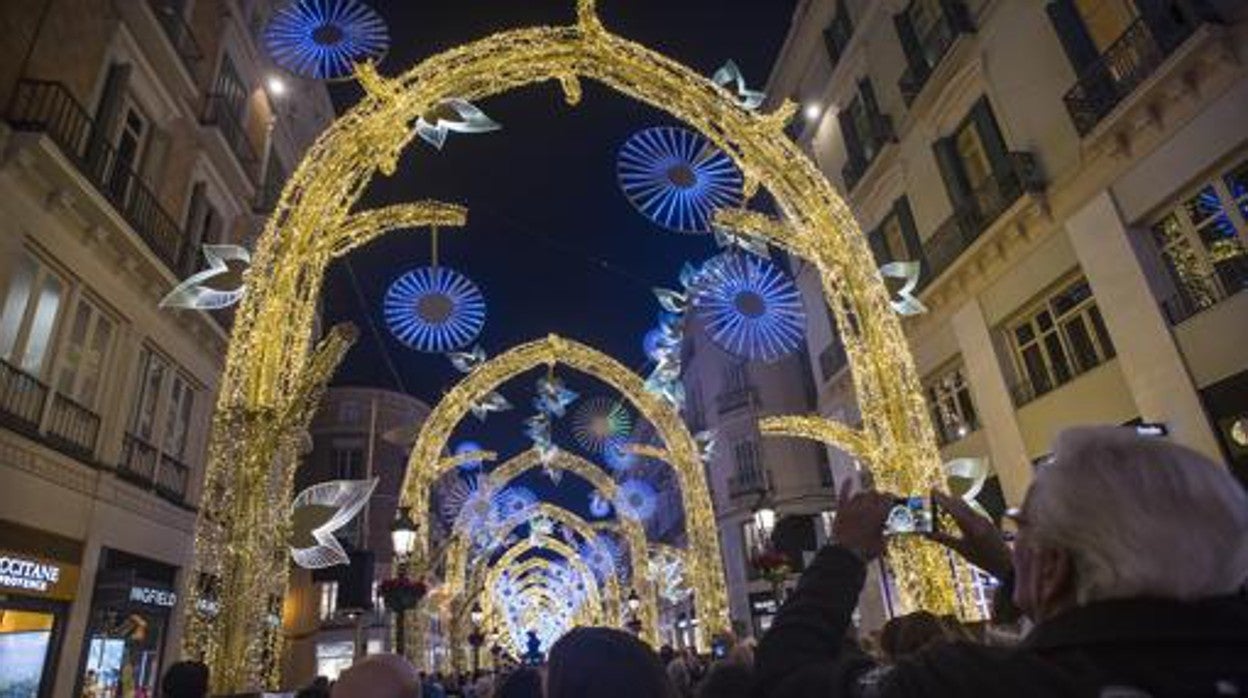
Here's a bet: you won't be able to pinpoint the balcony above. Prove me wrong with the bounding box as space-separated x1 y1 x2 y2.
728 464 769 499
923 152 1043 286
0 359 48 438
201 94 259 181
147 0 203 77
118 434 191 504
841 114 896 191
1063 14 1203 137
716 386 758 415
898 1 973 106
253 158 286 214
6 80 186 273
45 393 100 461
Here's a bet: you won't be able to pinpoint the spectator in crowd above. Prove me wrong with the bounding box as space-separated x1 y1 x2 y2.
161 661 209 698
755 426 1248 697
331 654 420 698
493 667 542 698
547 627 676 698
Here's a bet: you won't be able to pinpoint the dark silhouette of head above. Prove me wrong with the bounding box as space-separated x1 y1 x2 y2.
162 661 209 698
879 611 948 662
547 627 674 698
496 667 543 698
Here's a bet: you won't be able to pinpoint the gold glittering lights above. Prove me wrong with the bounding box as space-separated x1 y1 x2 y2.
185 2 959 690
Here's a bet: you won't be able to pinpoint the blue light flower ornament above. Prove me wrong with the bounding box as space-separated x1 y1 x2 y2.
618 126 744 234
383 266 486 353
692 252 806 362
265 0 390 81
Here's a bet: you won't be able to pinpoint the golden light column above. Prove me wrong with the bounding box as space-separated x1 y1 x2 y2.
186 1 957 689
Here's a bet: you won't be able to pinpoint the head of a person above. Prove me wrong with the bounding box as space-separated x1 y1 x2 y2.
695 662 753 698
1011 426 1248 622
162 660 209 698
547 627 674 698
878 611 948 662
494 667 542 698
331 654 420 698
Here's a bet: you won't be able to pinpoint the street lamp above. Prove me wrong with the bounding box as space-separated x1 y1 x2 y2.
626 589 643 635
388 507 419 656
752 501 776 551
468 602 486 674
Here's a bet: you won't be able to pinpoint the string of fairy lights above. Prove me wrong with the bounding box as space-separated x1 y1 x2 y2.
181 0 968 690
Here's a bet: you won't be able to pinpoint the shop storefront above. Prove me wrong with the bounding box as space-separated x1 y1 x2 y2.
77 548 179 698
0 522 82 698
748 591 778 638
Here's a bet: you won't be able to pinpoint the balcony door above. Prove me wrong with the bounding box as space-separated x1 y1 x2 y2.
107 102 149 202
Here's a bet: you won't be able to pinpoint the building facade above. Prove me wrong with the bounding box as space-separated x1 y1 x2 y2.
679 311 836 641
0 1 331 696
768 0 1248 612
280 387 430 686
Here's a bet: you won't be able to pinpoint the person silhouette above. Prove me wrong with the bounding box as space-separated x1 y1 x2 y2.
523 630 544 666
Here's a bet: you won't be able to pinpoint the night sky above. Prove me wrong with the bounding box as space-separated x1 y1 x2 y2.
320 0 798 506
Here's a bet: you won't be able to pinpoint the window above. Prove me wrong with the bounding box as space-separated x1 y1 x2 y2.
908 0 944 61
1009 278 1115 402
839 80 894 189
742 521 764 578
1072 0 1137 51
129 348 199 459
723 363 749 393
54 297 115 409
819 328 847 382
819 510 837 542
0 252 65 377
954 119 993 193
107 101 150 200
319 581 338 621
332 446 364 481
823 2 854 66
315 641 354 680
867 198 923 270
934 98 1015 221
925 363 978 445
337 400 361 424
1150 157 1248 318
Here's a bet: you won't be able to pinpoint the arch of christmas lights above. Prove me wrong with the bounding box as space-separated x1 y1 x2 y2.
186 2 961 688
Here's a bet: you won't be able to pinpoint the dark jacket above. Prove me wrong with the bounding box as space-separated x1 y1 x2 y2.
754 545 1248 698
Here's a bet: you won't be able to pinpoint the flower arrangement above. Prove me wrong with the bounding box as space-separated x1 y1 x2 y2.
751 548 792 586
379 576 427 612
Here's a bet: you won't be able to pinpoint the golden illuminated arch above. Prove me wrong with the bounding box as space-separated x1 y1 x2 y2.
403 334 728 643
187 1 957 689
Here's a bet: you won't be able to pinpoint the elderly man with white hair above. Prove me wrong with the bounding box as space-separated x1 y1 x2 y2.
755 426 1248 697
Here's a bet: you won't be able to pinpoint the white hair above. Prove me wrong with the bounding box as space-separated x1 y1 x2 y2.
1028 426 1248 605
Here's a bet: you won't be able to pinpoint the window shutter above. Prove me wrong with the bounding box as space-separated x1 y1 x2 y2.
1045 0 1100 73
933 136 972 212
860 79 882 120
822 26 843 66
969 97 1012 181
141 126 171 191
87 63 132 168
867 229 890 266
893 10 924 74
895 197 929 282
837 98 866 167
183 183 208 274
939 0 974 33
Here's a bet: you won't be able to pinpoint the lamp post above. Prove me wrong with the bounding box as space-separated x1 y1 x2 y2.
468 602 486 674
626 588 643 635
388 506 419 656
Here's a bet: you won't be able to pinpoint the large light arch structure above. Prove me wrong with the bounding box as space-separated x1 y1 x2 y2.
404 335 729 643
186 1 957 689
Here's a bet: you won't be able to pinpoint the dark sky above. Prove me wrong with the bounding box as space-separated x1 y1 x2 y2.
321 0 798 497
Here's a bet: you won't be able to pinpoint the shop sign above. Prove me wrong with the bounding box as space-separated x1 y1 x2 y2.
0 550 79 600
129 586 177 608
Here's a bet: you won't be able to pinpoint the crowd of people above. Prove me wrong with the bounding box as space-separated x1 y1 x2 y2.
159 426 1247 697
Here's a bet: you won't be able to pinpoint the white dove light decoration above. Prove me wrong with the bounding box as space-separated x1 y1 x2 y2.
289 478 378 569
415 98 501 150
879 261 928 316
159 245 251 310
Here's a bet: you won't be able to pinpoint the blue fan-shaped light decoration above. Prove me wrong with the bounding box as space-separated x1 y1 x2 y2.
617 126 744 234
615 479 658 521
384 267 486 353
495 486 538 520
571 397 633 454
265 0 390 81
693 252 807 362
602 437 637 473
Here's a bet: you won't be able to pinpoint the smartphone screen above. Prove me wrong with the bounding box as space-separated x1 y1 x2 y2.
711 640 727 659
884 496 936 535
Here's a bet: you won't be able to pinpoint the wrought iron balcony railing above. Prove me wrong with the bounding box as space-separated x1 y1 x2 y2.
119 433 160 486
45 393 101 460
898 0 973 106
0 358 48 438
202 94 259 181
7 80 186 273
923 152 1042 286
156 453 190 501
728 464 769 499
1063 14 1199 136
148 0 203 76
